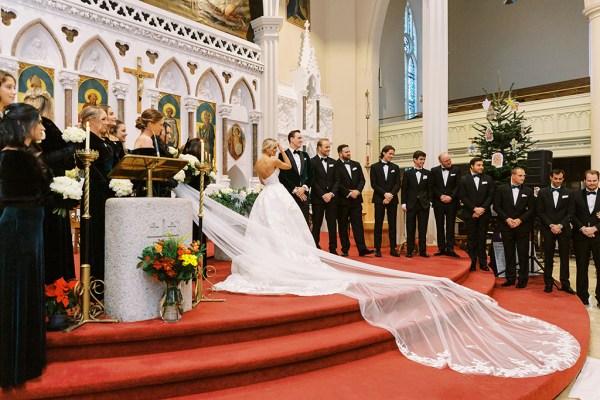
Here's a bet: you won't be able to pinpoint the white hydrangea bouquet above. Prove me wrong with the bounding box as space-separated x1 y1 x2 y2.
208 186 263 216
62 126 86 144
168 146 179 157
49 170 83 217
109 179 134 197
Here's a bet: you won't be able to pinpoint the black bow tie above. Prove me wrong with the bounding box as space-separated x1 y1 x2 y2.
472 174 481 178
343 161 350 165
587 191 597 196
293 150 300 155
414 169 422 173
381 162 389 166
511 184 521 189
550 187 561 193
320 157 327 162
441 168 450 171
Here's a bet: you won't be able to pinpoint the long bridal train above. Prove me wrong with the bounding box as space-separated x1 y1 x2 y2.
173 172 579 378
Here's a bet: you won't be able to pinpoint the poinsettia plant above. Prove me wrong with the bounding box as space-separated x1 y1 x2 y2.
137 235 204 284
45 277 78 318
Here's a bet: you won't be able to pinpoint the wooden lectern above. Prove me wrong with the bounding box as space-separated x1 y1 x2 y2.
109 154 187 197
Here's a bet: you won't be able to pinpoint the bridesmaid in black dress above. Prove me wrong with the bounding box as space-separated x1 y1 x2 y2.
79 106 113 281
100 105 126 165
108 119 128 161
0 103 51 388
23 95 77 284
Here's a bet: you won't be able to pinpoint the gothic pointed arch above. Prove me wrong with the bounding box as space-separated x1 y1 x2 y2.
229 77 255 109
74 35 119 79
196 68 225 103
12 19 66 67
227 164 247 188
156 57 190 95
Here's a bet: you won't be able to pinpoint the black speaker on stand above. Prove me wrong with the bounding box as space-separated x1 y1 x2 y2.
524 150 554 279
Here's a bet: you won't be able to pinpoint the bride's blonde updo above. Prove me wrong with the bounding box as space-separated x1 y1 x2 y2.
261 138 277 154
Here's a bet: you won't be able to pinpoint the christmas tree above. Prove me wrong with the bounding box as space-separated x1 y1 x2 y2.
472 84 537 186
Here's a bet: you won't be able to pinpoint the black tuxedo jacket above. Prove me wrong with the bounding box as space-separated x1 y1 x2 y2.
430 165 461 206
572 189 600 242
457 174 494 219
310 155 339 205
335 159 365 207
370 161 400 205
400 167 432 210
537 187 575 236
279 148 314 197
494 183 535 233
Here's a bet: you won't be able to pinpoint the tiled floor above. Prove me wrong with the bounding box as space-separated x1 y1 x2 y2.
551 258 599 400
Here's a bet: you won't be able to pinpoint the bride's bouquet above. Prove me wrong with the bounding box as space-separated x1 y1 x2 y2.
168 146 179 157
109 179 134 197
49 173 83 217
62 126 86 144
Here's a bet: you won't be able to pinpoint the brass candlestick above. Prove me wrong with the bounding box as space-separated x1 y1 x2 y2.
65 149 118 332
193 162 225 307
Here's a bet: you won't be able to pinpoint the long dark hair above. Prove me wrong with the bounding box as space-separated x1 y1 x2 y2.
182 138 202 159
0 102 40 148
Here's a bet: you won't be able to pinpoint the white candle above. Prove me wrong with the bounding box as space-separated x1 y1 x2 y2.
200 139 205 163
85 122 90 151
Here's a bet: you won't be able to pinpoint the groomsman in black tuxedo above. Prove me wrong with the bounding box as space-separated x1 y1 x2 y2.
278 130 314 224
431 152 461 258
310 138 339 254
495 167 535 288
572 170 600 306
401 150 432 258
458 157 494 272
335 144 374 257
370 145 401 257
537 169 576 294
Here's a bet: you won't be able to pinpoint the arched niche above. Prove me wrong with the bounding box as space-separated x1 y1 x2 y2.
229 78 255 109
156 58 190 95
196 68 225 103
12 20 66 68
227 164 247 188
75 36 119 80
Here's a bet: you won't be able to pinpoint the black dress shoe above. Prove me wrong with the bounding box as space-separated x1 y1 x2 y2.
469 260 476 271
434 250 446 256
330 250 339 256
375 250 382 257
341 251 349 257
406 253 413 258
419 252 430 258
544 284 553 293
446 251 461 258
515 280 528 289
480 264 490 271
390 250 400 257
562 286 576 295
501 280 516 287
359 249 375 256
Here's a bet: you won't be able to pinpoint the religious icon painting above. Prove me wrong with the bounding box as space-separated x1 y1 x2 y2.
18 62 55 120
286 0 310 28
485 126 494 142
227 123 245 161
78 75 108 116
158 93 181 148
491 152 504 168
196 100 217 169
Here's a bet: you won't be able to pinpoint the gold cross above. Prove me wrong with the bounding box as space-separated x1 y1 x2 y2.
124 57 154 113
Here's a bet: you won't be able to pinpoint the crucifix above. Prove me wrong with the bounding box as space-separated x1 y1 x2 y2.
124 56 154 113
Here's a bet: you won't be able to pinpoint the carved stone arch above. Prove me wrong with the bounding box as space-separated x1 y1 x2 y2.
229 78 256 109
12 19 67 67
196 68 225 102
74 35 119 79
156 57 190 95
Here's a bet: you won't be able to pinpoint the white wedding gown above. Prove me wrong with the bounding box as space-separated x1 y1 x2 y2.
174 168 580 378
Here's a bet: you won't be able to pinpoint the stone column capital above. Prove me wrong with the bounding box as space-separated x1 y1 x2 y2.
111 81 130 100
251 16 284 41
0 56 18 77
584 0 600 20
145 89 162 108
249 111 263 123
183 97 199 112
218 104 233 118
57 70 80 90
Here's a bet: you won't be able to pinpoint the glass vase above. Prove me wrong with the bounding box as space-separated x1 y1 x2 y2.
160 281 183 323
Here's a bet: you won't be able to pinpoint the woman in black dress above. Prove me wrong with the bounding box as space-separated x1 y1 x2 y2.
100 105 126 165
108 119 128 161
0 103 51 388
79 106 113 281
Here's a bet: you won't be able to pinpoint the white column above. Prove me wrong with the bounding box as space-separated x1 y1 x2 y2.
422 0 448 168
251 16 284 139
585 0 600 171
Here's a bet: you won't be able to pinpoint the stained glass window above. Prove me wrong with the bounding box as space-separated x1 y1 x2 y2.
404 3 417 119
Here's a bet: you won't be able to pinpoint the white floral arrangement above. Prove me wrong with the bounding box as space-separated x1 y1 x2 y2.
168 146 179 157
208 170 217 184
173 169 186 183
62 126 86 143
109 179 134 197
178 154 201 176
65 167 81 180
49 175 83 217
208 186 262 215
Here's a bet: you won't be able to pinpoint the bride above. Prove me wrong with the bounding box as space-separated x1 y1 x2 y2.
174 138 579 378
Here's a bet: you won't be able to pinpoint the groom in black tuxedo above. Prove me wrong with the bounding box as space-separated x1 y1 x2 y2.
431 152 461 258
370 145 400 257
310 138 339 254
278 130 314 224
335 144 374 257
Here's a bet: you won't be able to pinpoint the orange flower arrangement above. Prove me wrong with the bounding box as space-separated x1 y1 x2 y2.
45 277 78 318
137 235 203 284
